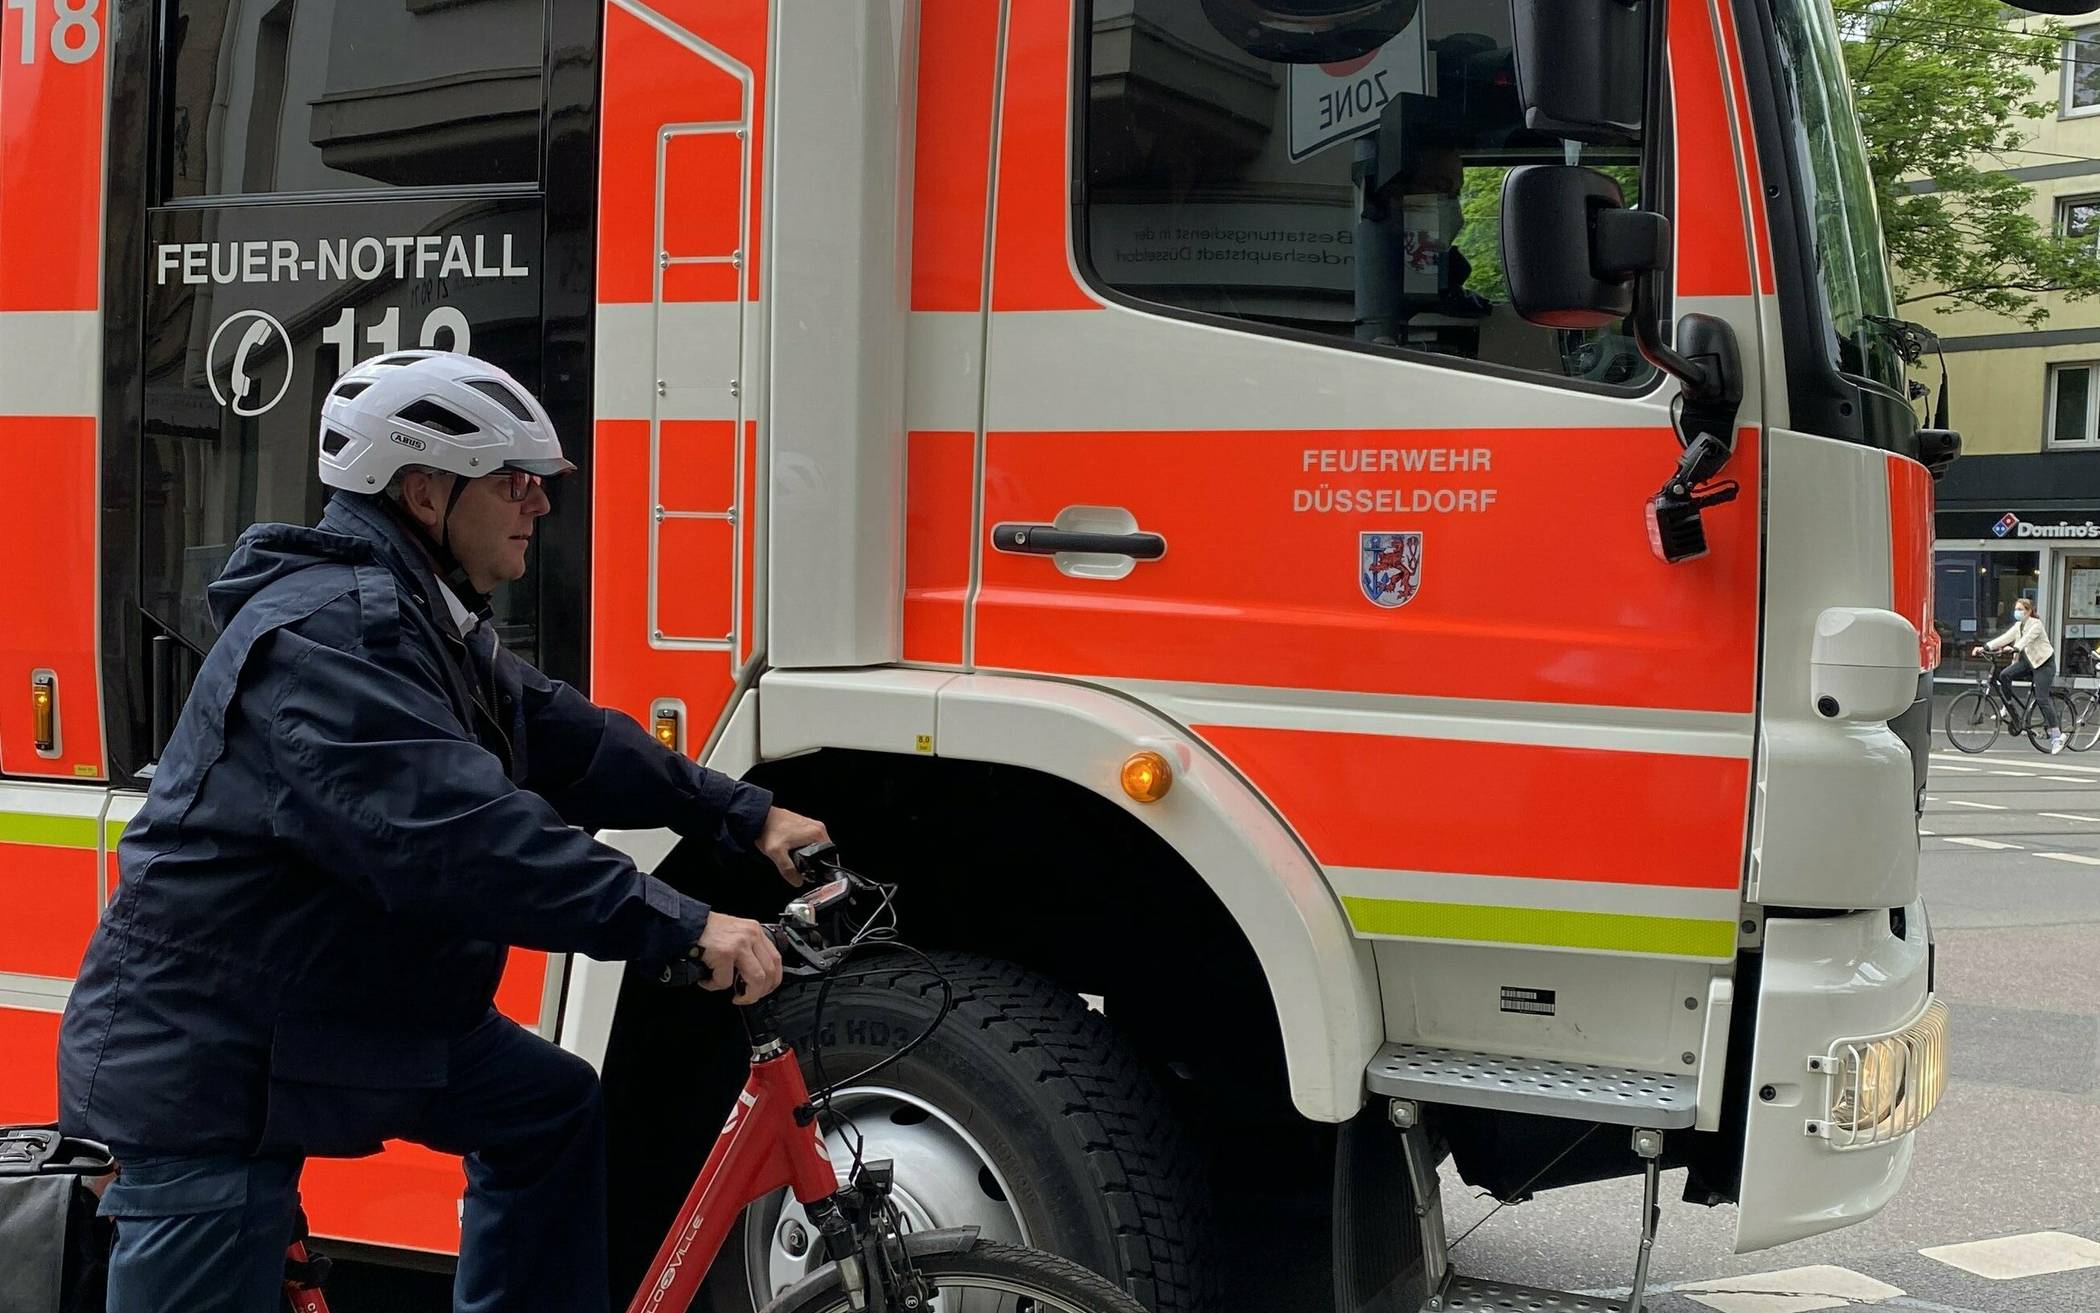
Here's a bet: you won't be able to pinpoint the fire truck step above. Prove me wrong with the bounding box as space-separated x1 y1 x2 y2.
1432 1274 1628 1312
1365 1042 1696 1129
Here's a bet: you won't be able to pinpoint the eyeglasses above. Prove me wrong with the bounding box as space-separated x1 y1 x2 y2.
489 470 546 503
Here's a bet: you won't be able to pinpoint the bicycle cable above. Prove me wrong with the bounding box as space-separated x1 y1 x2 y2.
797 872 956 1194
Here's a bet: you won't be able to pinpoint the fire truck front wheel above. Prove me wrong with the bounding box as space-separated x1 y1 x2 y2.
706 951 1212 1313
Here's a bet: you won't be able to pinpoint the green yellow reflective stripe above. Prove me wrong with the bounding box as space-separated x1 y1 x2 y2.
105 819 128 850
0 810 101 850
1342 896 1737 959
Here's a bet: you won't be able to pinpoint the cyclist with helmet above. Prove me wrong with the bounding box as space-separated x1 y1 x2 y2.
56 352 826 1312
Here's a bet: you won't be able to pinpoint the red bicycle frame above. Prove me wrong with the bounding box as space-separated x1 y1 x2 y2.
624 1041 843 1313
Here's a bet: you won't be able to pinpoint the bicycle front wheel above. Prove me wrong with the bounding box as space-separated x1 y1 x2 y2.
2027 691 2077 751
2071 692 2100 751
762 1239 1150 1313
1945 689 2000 754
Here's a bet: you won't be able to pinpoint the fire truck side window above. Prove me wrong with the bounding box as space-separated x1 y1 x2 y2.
1081 0 1655 389
160 0 546 200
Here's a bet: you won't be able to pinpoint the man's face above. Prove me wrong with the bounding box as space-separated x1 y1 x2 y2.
399 469 551 592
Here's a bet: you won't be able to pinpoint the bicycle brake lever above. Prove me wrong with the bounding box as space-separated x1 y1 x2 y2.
772 923 848 978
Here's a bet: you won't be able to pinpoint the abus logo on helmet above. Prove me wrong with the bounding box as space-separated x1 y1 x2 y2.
390 431 427 452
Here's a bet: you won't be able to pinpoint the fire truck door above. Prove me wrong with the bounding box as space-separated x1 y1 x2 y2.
966 0 1769 969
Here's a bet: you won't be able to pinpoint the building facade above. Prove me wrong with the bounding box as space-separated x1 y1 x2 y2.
1917 9 2100 685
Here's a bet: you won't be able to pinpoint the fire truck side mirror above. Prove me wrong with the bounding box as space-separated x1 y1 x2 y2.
1508 0 1647 144
1500 165 1660 331
1198 0 1420 63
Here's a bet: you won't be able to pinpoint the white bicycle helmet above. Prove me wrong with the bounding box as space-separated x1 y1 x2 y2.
317 350 575 494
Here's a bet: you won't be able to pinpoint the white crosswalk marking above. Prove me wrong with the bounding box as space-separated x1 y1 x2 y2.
1919 1231 2100 1280
1941 836 2022 851
2040 812 2100 823
1676 1264 1902 1313
2035 851 2100 866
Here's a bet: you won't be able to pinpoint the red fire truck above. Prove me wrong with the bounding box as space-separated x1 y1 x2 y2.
2 1 1974 1308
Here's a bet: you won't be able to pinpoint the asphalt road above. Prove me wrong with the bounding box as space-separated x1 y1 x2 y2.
325 740 2100 1312
1442 738 2100 1313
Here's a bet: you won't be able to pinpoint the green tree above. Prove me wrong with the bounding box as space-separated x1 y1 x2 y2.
1841 0 2100 326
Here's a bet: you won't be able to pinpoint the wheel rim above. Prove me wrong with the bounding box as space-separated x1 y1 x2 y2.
2075 698 2100 750
795 1273 1112 1313
1946 692 1997 753
2027 695 2071 749
742 1086 1031 1304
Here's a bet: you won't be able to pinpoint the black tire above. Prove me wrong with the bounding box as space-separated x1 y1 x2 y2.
2025 690 2076 751
2072 692 2100 751
762 1238 1151 1313
1945 689 2000 754
706 953 1210 1313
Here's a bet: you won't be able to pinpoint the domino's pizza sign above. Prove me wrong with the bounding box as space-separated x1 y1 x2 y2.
1994 513 2019 538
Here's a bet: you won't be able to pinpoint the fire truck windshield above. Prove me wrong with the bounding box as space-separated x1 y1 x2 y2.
1773 0 1907 398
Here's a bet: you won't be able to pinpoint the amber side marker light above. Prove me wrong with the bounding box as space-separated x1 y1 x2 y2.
1121 751 1173 803
652 707 682 750
32 670 59 756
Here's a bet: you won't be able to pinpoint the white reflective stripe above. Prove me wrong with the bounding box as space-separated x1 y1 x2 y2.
0 780 107 821
0 311 99 417
0 973 71 1012
1109 677 1755 758
1326 866 1739 923
979 300 1752 433
905 311 984 433
595 301 745 422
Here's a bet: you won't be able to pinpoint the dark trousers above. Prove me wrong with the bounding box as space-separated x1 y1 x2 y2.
1996 654 2061 731
101 1013 608 1313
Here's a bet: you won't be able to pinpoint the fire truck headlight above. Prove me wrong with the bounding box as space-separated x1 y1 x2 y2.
1818 997 1948 1149
1120 751 1173 803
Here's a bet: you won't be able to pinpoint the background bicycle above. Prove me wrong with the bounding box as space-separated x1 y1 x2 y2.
1945 653 2077 754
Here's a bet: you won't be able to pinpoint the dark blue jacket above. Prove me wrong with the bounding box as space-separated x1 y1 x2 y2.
57 494 770 1158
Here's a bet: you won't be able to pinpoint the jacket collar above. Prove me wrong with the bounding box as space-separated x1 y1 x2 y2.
318 494 457 631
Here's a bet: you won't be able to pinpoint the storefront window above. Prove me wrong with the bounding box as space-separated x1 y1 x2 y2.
1934 549 2039 681
2057 555 2100 683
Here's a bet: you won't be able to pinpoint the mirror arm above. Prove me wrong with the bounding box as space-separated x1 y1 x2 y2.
1628 272 1719 401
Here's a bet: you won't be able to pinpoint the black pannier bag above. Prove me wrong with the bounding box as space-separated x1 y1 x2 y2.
0 1127 114 1313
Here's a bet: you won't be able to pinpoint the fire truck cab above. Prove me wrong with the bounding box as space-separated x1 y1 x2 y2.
2 1 1962 1309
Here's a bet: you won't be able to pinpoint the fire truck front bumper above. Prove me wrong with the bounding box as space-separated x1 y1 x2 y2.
1734 898 1943 1252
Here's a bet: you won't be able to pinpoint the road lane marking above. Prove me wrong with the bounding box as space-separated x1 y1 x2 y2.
2040 813 2100 823
1934 799 2006 810
2035 851 2100 866
1677 1264 1903 1312
1934 751 2100 776
1919 1231 2100 1280
1918 829 1935 836
1987 769 2036 777
1941 837 2023 850
1932 764 1980 772
2038 775 2094 783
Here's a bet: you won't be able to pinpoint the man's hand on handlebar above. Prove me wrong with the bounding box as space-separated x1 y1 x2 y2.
757 807 831 886
696 912 785 1003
